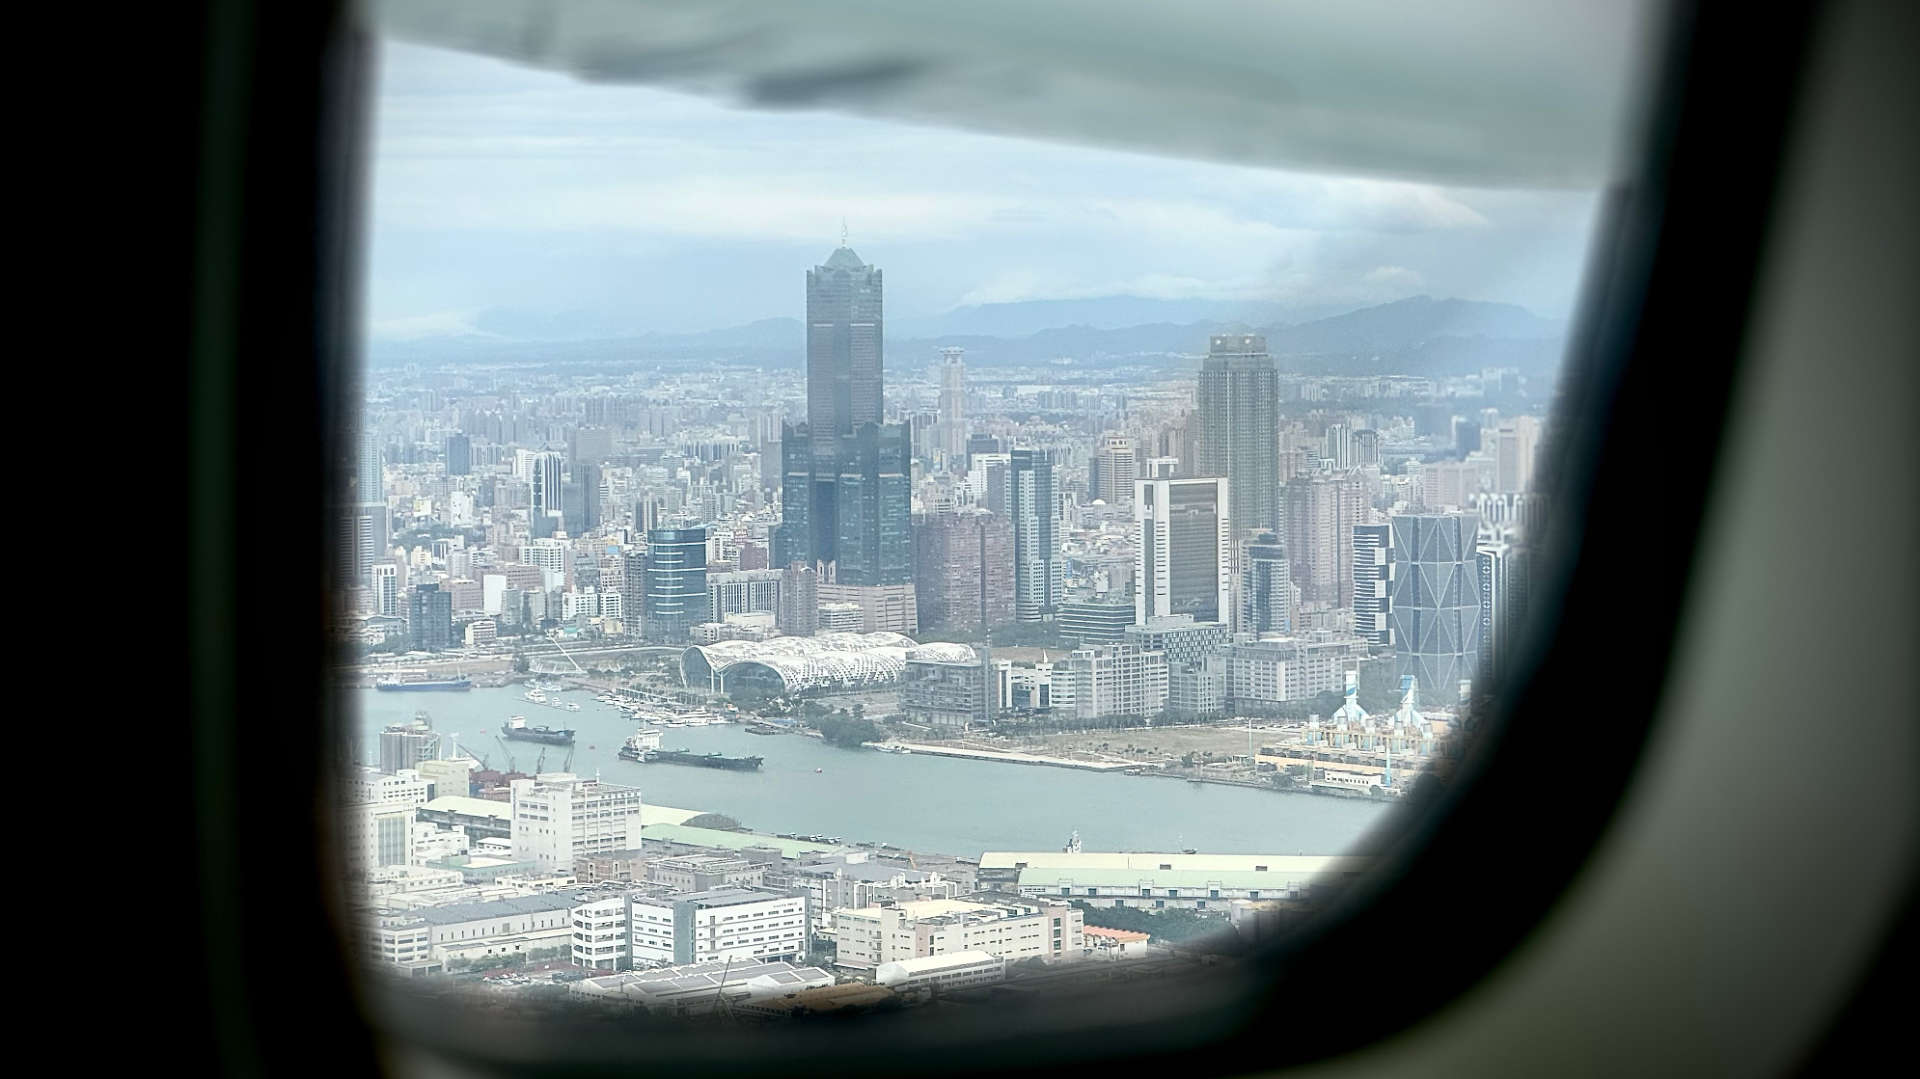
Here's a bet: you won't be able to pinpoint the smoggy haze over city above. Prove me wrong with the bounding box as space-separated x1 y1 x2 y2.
367 41 1602 342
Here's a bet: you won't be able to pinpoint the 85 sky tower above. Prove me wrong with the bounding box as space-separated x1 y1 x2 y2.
775 245 913 587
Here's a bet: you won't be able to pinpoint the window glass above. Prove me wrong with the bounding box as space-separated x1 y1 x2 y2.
342 29 1615 1018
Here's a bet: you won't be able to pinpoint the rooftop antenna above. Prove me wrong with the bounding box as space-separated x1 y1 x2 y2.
840 218 848 247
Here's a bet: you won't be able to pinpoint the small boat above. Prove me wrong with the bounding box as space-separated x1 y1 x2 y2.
814 768 823 774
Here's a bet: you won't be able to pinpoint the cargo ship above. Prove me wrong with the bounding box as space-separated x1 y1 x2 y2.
617 745 763 771
501 715 575 745
375 676 473 692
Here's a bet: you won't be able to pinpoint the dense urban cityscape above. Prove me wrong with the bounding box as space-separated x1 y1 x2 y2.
338 239 1555 1019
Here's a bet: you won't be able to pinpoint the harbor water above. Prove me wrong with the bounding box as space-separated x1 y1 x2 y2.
359 686 1392 858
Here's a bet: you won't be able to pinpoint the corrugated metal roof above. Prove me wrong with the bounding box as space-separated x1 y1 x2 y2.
640 823 844 857
1017 866 1342 889
981 852 1368 873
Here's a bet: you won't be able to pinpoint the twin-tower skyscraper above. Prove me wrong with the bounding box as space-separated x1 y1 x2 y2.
772 246 913 586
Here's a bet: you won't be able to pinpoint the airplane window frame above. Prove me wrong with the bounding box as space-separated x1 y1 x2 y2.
181 0 1823 1073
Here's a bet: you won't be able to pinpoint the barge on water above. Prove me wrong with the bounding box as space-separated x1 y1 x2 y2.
376 676 472 692
501 716 575 745
618 746 763 771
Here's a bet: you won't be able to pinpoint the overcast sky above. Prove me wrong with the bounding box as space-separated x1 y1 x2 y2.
365 40 1602 340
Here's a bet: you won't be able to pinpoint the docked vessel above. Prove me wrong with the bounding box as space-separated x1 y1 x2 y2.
617 745 764 771
375 676 472 692
501 715 575 745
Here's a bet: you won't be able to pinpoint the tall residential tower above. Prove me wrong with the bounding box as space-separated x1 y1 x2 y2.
1197 335 1279 534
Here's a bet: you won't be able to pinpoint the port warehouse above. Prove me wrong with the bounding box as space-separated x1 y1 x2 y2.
571 959 835 1016
875 950 1008 992
978 852 1368 909
680 632 976 698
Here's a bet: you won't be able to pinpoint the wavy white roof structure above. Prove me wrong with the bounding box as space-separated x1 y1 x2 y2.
683 633 976 696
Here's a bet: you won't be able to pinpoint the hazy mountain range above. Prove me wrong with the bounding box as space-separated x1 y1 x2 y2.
368 295 1566 377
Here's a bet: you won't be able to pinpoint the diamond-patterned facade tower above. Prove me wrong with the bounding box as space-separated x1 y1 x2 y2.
1390 513 1483 698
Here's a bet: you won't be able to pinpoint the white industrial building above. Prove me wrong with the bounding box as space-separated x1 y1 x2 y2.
781 858 959 936
570 959 834 1016
509 773 644 874
978 851 1370 911
832 898 1082 970
874 950 1007 993
366 892 580 975
575 887 808 970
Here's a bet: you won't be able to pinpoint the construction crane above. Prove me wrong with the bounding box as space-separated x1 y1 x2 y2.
493 736 518 774
562 745 574 772
535 745 548 773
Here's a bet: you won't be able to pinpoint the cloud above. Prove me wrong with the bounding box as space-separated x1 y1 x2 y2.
1363 265 1426 289
364 41 1599 333
367 310 497 341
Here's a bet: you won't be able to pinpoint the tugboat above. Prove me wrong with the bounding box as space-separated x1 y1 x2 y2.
500 715 575 746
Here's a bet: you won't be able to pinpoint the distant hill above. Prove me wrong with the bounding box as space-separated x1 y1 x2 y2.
891 296 1566 377
888 296 1360 338
367 295 1564 378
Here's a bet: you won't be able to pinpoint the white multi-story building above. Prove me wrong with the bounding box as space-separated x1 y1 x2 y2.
369 562 400 616
347 767 431 807
831 898 1082 970
346 802 414 877
367 892 579 973
782 859 959 936
414 757 474 801
621 888 808 967
1225 633 1369 707
509 774 644 874
410 823 470 866
526 537 571 591
1057 644 1168 721
343 766 431 877
571 892 633 971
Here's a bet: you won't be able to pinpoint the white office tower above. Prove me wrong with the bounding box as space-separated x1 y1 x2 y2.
1094 433 1138 505
1495 416 1542 494
1134 476 1230 625
369 562 400 616
1475 523 1532 685
1352 522 1393 647
357 428 385 503
1006 449 1060 622
530 451 566 519
509 774 644 874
